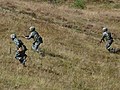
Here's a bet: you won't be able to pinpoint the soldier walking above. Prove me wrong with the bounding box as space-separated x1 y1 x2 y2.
25 26 43 53
10 34 27 67
100 27 114 52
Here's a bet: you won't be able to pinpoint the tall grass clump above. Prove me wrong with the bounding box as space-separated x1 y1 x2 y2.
73 0 86 9
113 3 120 9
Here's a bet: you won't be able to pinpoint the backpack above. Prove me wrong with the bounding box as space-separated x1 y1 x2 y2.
39 37 43 43
21 44 27 52
18 39 27 52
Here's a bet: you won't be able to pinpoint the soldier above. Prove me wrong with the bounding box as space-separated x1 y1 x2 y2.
25 26 43 53
100 27 114 52
10 34 27 67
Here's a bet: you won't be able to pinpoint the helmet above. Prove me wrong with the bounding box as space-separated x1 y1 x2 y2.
10 34 16 39
29 26 35 32
102 27 108 32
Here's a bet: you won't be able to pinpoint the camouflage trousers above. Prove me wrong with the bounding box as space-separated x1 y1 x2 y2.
106 39 113 52
15 51 27 65
32 41 41 52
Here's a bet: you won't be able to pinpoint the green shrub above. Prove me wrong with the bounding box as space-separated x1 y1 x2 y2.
113 3 120 9
73 0 86 9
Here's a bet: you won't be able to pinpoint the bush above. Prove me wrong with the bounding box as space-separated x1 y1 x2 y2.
113 3 120 9
73 0 86 9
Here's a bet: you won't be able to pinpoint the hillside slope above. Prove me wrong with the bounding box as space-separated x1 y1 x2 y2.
0 0 120 90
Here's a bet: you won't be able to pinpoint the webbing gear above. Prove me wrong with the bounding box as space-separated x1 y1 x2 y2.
18 39 27 52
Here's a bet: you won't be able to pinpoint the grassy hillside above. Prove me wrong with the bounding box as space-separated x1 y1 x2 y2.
0 0 120 90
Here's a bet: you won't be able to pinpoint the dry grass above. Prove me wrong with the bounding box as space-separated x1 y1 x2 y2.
0 0 120 90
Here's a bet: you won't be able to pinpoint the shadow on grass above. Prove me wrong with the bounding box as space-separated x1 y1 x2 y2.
45 51 68 60
110 48 120 54
40 68 60 76
115 48 120 54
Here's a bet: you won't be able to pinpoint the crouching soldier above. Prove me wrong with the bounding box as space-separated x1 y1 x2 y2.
100 27 114 53
10 34 27 67
25 26 43 53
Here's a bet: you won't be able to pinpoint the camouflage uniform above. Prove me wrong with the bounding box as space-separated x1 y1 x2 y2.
11 34 27 66
101 28 113 52
26 26 43 52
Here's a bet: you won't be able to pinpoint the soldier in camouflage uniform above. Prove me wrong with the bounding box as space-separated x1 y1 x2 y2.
10 34 27 67
25 26 43 52
100 27 114 52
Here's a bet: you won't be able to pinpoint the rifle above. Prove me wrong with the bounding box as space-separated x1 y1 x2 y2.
17 28 29 38
18 34 29 39
18 35 25 38
9 41 12 54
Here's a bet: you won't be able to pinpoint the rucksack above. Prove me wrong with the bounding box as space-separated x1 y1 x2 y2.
21 44 27 52
39 37 43 43
18 39 27 52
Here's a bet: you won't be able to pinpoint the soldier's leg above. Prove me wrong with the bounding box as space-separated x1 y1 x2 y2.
19 58 26 67
15 51 26 66
34 41 40 52
35 41 45 56
19 55 26 67
15 51 21 60
24 53 27 59
22 52 27 65
15 55 24 65
106 40 113 52
32 42 36 51
21 51 27 58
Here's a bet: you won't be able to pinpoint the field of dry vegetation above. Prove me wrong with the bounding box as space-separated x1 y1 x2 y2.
0 0 120 90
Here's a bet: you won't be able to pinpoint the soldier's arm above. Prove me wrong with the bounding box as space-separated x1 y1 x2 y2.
100 38 104 43
16 43 22 52
100 34 105 43
14 39 22 51
25 32 33 39
18 47 23 52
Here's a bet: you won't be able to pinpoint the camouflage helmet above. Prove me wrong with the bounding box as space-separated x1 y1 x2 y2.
29 26 35 32
102 27 108 32
10 34 16 39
